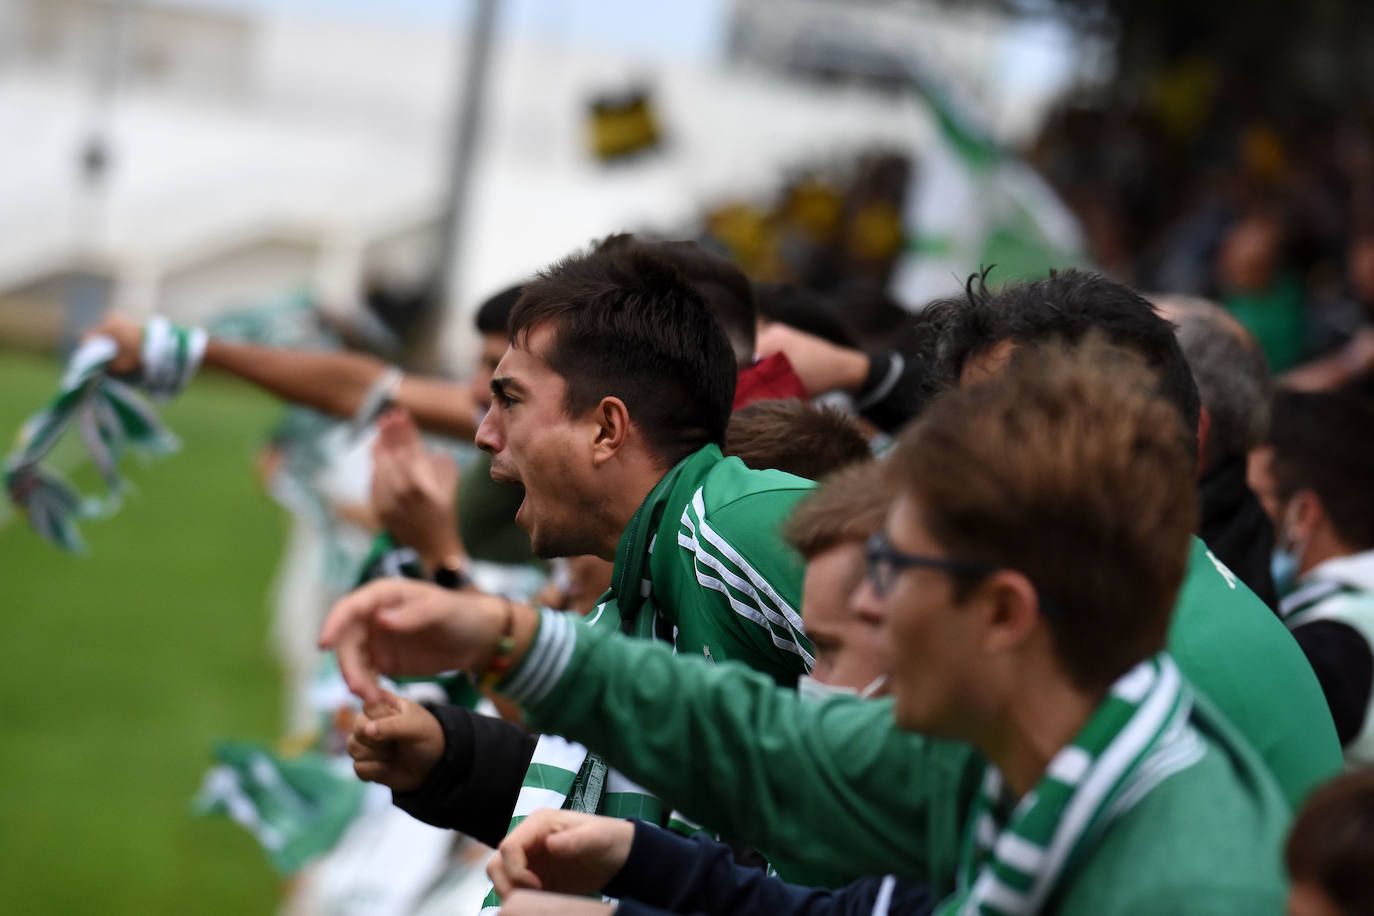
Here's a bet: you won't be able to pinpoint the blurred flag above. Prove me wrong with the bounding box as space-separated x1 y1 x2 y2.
192 741 366 876
891 63 1087 307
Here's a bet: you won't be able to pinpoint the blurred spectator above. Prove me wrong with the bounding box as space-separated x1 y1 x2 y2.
753 320 934 433
1249 388 1374 764
1154 294 1278 608
1285 233 1374 392
455 285 539 568
753 283 860 350
531 555 616 617
724 399 870 480
1286 770 1374 916
782 459 889 697
1217 208 1306 372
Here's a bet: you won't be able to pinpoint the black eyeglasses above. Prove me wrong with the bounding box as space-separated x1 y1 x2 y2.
864 532 995 598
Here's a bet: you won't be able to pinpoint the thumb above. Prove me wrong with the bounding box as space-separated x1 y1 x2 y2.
375 597 433 632
362 689 402 721
363 709 423 744
544 822 604 858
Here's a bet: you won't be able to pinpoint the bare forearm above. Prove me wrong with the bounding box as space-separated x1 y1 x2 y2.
204 339 385 416
203 340 479 438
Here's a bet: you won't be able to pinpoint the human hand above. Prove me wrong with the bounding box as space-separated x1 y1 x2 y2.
346 692 445 792
318 578 511 706
755 322 869 397
370 409 464 571
499 891 615 916
488 809 635 899
83 312 145 375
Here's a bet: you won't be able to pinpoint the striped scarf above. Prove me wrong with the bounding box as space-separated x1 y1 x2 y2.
935 654 1199 916
478 462 706 915
4 318 203 552
477 598 705 915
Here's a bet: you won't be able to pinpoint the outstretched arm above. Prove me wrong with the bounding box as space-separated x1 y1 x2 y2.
89 313 482 439
317 588 977 891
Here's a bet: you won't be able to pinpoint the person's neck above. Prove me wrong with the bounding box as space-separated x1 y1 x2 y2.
594 457 673 561
982 675 1101 800
1300 527 1359 579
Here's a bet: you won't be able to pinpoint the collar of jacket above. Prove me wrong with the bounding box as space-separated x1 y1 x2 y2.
610 443 723 630
1282 548 1374 620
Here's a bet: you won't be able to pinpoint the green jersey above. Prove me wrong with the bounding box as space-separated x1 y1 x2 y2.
1173 539 1342 803
498 536 1332 890
586 442 815 682
504 611 1289 912
479 444 815 915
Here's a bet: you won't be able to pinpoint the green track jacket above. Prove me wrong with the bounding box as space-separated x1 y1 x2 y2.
586 442 816 684
504 611 1290 912
500 538 1328 895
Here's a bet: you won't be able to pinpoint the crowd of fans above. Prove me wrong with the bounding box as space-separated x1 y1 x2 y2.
67 181 1374 914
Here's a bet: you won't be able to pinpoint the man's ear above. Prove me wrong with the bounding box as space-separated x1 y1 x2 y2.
591 396 631 466
1290 487 1326 543
978 570 1041 656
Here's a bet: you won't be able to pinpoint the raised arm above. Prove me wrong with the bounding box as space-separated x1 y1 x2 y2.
317 585 978 892
89 313 482 439
498 610 979 891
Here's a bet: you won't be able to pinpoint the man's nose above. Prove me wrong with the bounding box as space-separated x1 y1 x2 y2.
850 578 886 627
475 409 502 454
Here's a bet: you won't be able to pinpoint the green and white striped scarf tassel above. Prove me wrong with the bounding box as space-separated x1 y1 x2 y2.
478 601 704 916
936 654 1197 916
4 319 205 552
477 736 668 916
139 315 208 400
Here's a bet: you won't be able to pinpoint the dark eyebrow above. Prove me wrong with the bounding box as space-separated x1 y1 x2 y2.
490 376 526 400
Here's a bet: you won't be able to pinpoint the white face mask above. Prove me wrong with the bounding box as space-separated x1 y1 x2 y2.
796 673 888 702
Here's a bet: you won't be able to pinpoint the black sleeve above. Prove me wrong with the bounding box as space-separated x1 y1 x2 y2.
607 821 934 916
854 350 930 433
1292 620 1374 746
390 703 537 847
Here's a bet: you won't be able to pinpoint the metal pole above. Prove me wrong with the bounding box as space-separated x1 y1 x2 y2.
64 0 130 351
424 0 499 371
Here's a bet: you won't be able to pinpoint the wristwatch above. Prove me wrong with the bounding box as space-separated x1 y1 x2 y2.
433 555 472 590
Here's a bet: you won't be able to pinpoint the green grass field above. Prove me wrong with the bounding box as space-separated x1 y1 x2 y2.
0 350 288 914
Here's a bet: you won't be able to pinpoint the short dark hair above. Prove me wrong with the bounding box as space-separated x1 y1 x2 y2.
597 234 757 365
725 399 871 480
928 269 1202 461
509 245 737 467
473 283 525 335
1268 388 1374 550
889 337 1196 692
1286 770 1374 915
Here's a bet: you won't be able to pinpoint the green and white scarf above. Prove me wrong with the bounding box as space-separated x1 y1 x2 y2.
3 319 203 552
478 462 707 916
933 654 1199 916
192 739 367 875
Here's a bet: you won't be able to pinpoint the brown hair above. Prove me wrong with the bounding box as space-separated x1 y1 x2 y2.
1286 770 1374 915
725 399 871 482
887 336 1197 692
784 458 889 559
1268 388 1374 551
